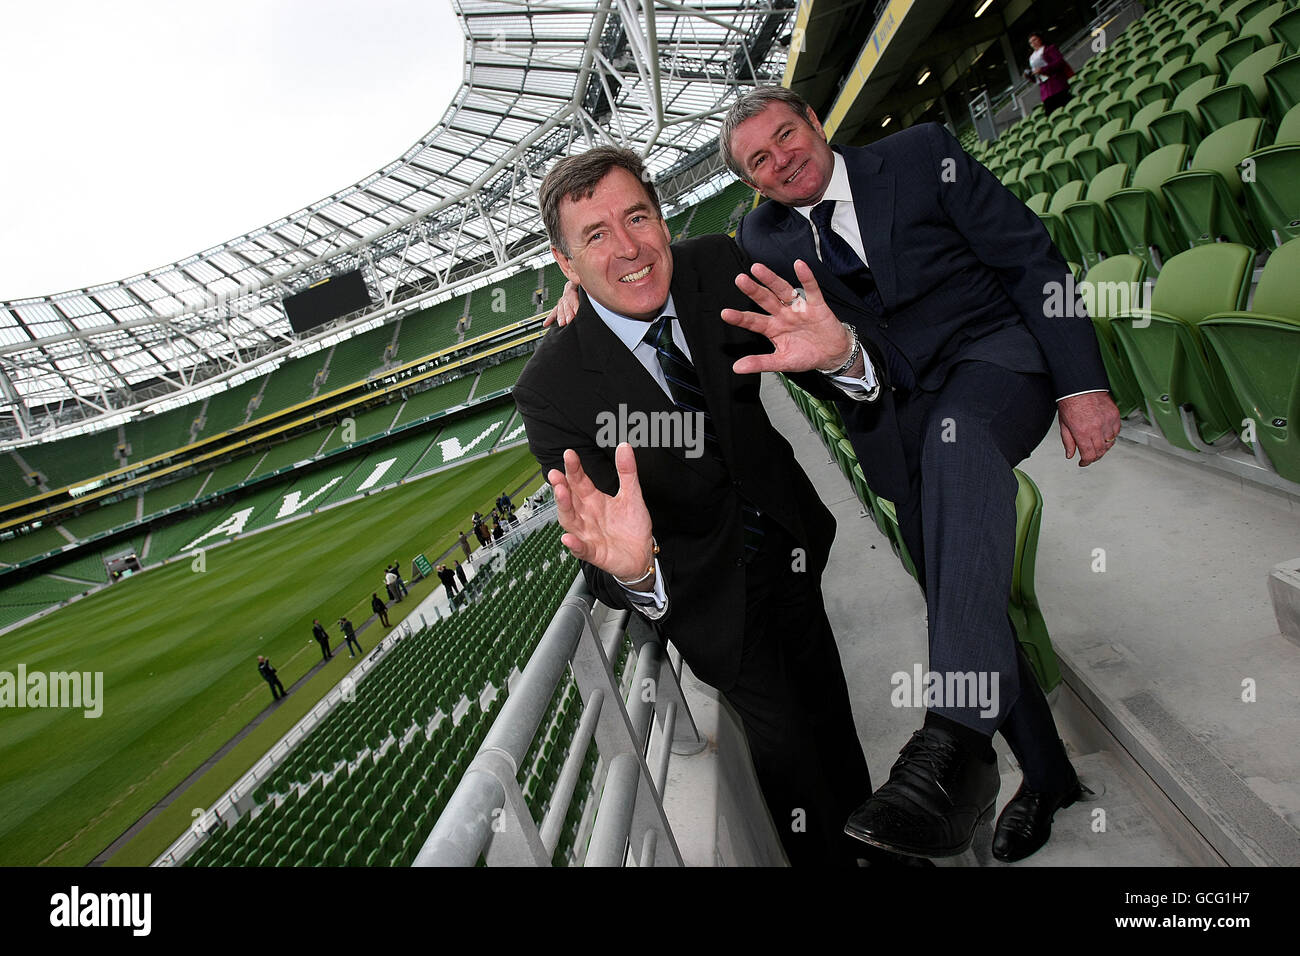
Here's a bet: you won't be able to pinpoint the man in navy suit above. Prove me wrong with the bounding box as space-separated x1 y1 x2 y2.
716 87 1122 862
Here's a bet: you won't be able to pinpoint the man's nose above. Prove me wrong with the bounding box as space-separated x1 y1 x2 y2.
612 226 639 258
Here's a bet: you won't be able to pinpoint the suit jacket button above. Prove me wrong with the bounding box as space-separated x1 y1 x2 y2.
735 557 743 567
878 321 888 329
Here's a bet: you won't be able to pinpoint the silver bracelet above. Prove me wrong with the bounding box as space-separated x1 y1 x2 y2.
612 537 659 588
818 322 861 376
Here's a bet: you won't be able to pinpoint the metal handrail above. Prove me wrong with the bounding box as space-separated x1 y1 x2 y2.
415 573 704 867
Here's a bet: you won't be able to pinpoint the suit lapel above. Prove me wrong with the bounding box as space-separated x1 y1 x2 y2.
840 146 898 310
763 193 883 322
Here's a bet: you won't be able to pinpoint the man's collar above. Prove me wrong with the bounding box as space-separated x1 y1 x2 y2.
586 291 678 351
793 149 853 218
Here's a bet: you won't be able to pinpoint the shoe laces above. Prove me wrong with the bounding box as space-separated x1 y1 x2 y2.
895 729 959 781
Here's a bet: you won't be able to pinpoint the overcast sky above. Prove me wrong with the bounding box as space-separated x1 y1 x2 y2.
0 0 464 300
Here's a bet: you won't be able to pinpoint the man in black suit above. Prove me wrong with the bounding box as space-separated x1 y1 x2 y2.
257 656 287 701
514 146 883 866
311 619 332 662
716 87 1122 861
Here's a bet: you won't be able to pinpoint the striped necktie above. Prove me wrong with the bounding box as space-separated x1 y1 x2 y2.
646 314 764 561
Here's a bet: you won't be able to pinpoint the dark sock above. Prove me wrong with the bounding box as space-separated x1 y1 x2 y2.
924 711 995 759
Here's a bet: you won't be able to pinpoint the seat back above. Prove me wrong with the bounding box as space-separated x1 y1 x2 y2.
1085 162 1131 201
1151 242 1255 321
1133 143 1190 193
1187 116 1267 198
1251 238 1300 318
1080 255 1148 416
1048 180 1086 214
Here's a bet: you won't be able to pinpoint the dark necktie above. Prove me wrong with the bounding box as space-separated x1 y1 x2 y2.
646 315 763 561
810 200 915 391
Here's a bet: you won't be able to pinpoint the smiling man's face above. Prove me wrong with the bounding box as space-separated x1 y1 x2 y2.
729 101 835 208
551 165 673 322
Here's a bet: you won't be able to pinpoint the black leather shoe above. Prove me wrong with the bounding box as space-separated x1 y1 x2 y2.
991 771 1086 863
844 726 999 858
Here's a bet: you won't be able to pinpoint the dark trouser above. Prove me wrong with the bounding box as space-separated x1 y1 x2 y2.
266 677 287 700
1042 89 1072 115
721 518 872 867
377 608 390 626
890 360 1073 788
345 635 362 657
317 639 332 661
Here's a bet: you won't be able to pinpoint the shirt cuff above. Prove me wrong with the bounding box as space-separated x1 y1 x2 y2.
1056 388 1110 402
826 352 880 403
619 557 667 620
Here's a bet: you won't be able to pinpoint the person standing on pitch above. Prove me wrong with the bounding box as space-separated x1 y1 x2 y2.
311 619 332 662
372 592 390 627
258 656 287 701
339 617 362 658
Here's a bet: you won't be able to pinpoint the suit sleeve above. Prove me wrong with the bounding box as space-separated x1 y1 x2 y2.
925 122 1108 397
512 380 673 621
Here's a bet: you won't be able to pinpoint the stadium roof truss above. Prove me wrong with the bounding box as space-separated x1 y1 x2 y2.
0 0 796 443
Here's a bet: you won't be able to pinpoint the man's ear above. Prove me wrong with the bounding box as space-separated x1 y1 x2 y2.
551 245 580 286
804 105 828 141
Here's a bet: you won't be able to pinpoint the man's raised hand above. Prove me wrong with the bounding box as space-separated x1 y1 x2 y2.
543 280 582 328
720 259 853 375
549 443 655 581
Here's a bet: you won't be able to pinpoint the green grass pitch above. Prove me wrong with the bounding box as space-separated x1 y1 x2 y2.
0 444 543 866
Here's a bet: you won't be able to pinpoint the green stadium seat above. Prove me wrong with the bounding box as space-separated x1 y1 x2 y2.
1153 54 1193 93
1272 6 1300 51
1061 162 1131 268
1264 53 1300 119
1110 242 1254 452
1215 2 1287 75
1160 117 1269 248
1037 181 1086 261
1042 144 1079 191
1073 118 1126 181
1096 89 1138 127
1150 74 1221 150
1105 143 1191 267
1198 43 1286 131
1019 156 1051 196
1199 239 1300 481
1122 77 1170 112
1106 102 1161 171
1220 0 1272 31
1079 254 1149 418
1240 103 1300 245
1009 469 1060 692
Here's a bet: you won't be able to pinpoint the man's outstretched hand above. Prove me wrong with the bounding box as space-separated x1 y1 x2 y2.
720 259 853 375
544 280 582 328
1058 391 1123 466
549 443 655 581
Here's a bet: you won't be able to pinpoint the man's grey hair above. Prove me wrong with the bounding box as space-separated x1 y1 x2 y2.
719 86 817 180
539 146 664 256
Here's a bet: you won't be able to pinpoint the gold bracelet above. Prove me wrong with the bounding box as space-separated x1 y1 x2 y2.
612 537 660 588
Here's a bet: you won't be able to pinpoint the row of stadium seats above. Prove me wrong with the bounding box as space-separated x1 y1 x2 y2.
1083 239 1300 482
183 523 595 866
0 360 531 570
780 377 1062 692
973 0 1300 267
